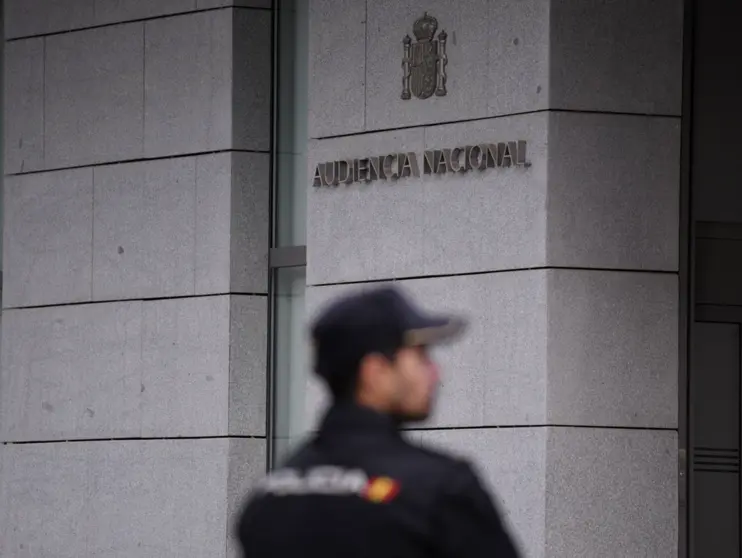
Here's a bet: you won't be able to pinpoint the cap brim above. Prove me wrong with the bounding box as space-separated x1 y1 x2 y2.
402 315 467 347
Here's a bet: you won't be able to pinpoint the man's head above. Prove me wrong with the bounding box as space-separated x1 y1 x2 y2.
310 287 466 422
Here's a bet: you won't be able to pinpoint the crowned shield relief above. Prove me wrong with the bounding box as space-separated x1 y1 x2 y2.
402 12 448 100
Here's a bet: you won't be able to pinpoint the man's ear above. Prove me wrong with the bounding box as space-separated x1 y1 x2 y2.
357 352 390 394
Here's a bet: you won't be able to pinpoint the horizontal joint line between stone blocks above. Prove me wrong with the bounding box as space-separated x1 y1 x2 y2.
311 108 682 141
4 149 270 177
3 292 269 312
5 5 273 43
403 424 678 433
2 435 267 446
309 266 679 287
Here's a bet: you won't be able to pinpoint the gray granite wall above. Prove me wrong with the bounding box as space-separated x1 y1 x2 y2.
305 1 683 556
0 2 271 556
0 0 685 556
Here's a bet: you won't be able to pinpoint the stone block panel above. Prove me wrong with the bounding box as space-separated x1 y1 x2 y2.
546 112 680 272
232 9 272 152
546 270 678 429
488 0 551 117
4 0 271 38
3 153 267 308
140 297 231 437
364 0 552 131
421 115 547 277
550 0 683 115
307 127 424 284
365 0 491 131
144 11 232 158
195 153 235 294
4 0 96 39
0 295 267 441
307 113 547 285
4 38 45 174
308 0 681 137
0 302 144 441
4 168 94 308
228 143 272 296
94 0 197 25
311 0 551 137
545 428 677 558
45 22 145 168
305 272 549 429
198 0 271 7
7 9 270 169
308 111 677 287
142 8 271 158
0 438 266 557
92 153 268 302
229 296 269 436
93 158 197 300
307 0 366 138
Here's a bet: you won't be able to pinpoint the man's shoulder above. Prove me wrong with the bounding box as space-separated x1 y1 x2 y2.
279 433 462 464
273 435 475 490
402 436 464 467
400 436 479 484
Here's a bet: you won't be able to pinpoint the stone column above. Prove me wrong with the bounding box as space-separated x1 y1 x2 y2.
0 2 271 556
305 1 682 556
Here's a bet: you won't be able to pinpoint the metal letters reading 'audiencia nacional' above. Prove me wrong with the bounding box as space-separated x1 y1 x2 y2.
311 12 530 189
402 12 447 100
312 141 530 188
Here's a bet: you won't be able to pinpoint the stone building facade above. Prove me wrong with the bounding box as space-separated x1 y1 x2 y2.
1 1 740 557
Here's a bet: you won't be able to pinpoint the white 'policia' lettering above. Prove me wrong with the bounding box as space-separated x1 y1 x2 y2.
312 140 530 188
257 466 370 497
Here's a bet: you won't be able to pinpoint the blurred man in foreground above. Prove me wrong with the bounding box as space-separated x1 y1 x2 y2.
236 286 520 557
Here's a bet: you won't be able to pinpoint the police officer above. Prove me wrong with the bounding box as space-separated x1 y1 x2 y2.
236 286 521 557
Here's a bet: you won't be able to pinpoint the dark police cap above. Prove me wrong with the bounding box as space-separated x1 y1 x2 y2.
310 286 467 385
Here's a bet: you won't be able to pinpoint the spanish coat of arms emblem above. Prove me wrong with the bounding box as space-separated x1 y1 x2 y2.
401 12 448 100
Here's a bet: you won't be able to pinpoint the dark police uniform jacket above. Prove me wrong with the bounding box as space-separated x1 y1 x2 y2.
236 403 521 557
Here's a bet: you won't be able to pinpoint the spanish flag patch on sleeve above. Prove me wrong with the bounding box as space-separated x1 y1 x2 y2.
361 476 401 503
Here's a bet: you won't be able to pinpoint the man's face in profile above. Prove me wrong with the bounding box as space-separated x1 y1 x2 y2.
385 345 440 422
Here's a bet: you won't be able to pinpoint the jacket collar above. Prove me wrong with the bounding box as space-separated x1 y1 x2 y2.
317 401 401 438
